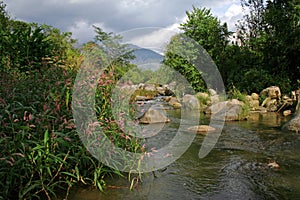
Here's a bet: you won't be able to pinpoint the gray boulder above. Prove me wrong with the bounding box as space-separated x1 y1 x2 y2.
182 94 200 110
282 114 300 132
205 99 245 121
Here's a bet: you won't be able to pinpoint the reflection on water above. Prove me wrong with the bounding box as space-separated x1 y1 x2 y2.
69 112 300 200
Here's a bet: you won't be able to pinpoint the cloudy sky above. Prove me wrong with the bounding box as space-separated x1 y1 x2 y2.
5 0 244 46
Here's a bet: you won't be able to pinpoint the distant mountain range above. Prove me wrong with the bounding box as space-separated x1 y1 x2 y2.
130 45 164 70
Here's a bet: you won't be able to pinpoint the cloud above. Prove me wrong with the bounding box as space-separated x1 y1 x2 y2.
221 4 244 31
5 0 243 43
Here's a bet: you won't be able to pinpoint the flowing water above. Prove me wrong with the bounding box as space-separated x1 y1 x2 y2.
69 111 300 200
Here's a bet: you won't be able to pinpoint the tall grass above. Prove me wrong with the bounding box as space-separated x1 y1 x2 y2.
0 64 142 199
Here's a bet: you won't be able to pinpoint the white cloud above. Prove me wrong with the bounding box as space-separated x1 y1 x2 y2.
67 20 112 43
5 0 245 43
225 4 243 18
220 4 244 31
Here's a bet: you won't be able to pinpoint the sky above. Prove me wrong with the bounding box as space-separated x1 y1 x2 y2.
5 0 245 46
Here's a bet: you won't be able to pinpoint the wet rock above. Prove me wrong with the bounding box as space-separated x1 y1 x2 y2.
267 161 280 169
187 125 216 134
139 108 170 124
282 114 300 132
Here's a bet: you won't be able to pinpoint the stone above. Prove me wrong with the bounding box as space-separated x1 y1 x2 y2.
187 125 216 134
171 102 182 109
282 114 300 132
246 95 252 101
156 86 165 95
250 100 260 110
182 94 200 110
135 95 154 101
283 110 292 116
139 108 171 124
196 92 209 99
210 95 220 104
144 84 156 92
261 86 281 99
165 96 181 109
205 100 243 121
208 88 217 96
251 93 260 100
267 161 280 169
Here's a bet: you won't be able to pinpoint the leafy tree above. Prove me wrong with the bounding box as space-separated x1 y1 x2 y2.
164 7 230 93
181 7 230 73
237 0 300 93
0 1 9 30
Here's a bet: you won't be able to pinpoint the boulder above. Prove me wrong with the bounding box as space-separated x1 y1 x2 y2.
156 86 166 95
165 96 182 109
139 108 171 124
251 93 260 100
187 125 216 134
182 94 200 110
261 86 281 99
249 100 260 110
205 99 244 121
208 89 220 103
144 84 156 92
261 98 278 112
282 114 300 132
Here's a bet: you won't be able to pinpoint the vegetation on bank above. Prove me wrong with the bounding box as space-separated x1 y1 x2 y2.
0 0 299 199
0 2 142 199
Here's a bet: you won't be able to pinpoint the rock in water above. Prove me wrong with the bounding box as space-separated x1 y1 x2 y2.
282 114 300 132
139 107 171 124
187 125 216 134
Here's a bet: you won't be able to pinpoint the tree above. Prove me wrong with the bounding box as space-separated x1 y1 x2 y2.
163 7 230 93
237 0 300 93
0 1 9 30
180 7 230 71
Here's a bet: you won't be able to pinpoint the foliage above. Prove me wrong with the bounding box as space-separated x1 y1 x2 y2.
227 86 251 120
0 4 141 199
235 0 300 94
0 67 114 199
180 7 230 68
163 7 230 93
164 34 207 93
0 1 80 74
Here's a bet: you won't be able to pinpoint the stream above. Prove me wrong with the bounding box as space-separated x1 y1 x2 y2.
69 111 300 200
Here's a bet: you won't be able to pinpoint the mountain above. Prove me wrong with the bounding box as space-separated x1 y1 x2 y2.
130 45 164 71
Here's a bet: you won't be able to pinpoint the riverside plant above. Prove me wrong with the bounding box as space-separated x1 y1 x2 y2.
228 85 251 120
0 65 143 199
